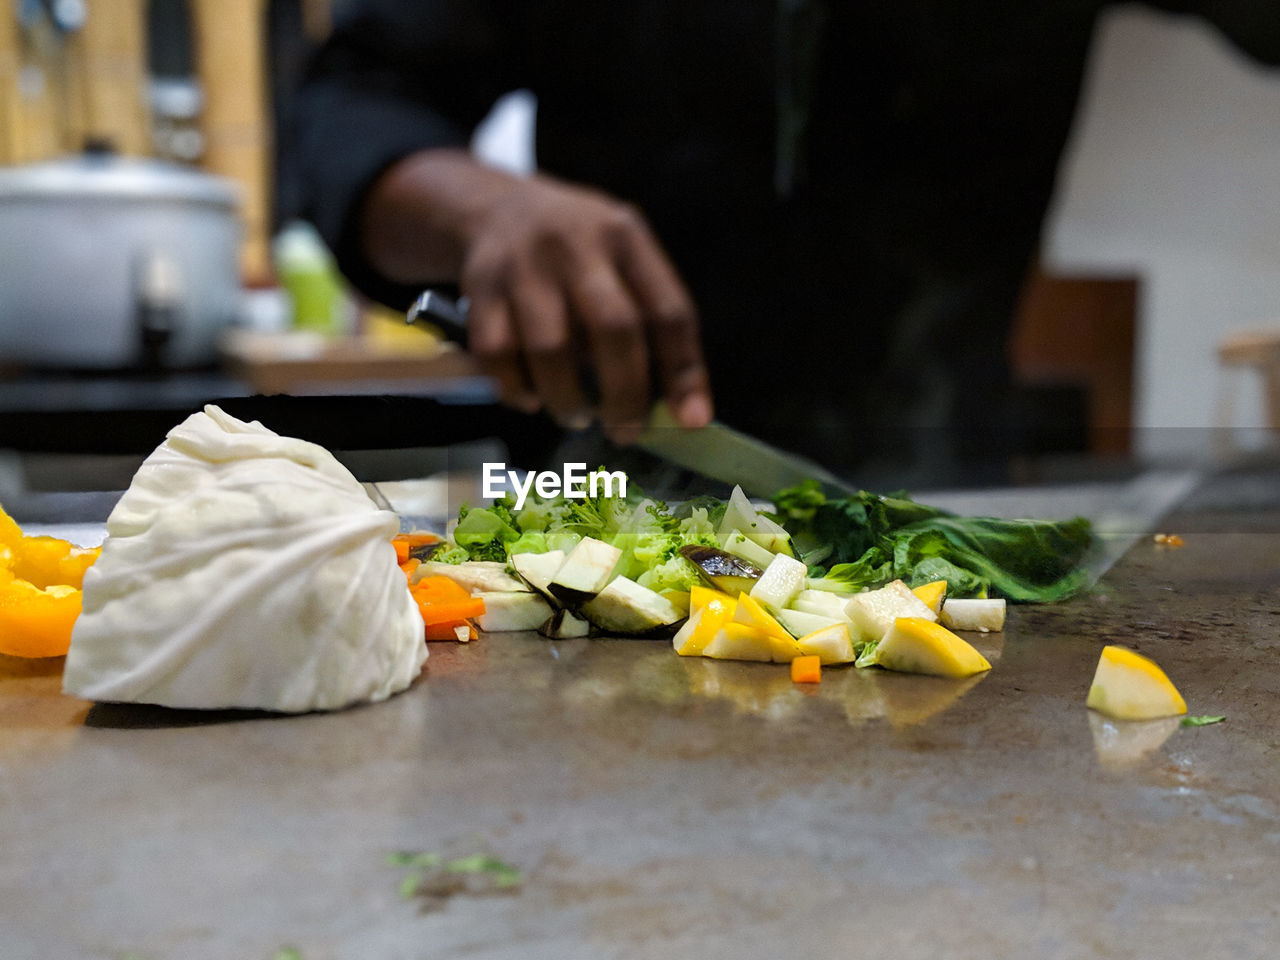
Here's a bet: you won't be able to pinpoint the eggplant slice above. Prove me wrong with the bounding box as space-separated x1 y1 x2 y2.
679 544 763 596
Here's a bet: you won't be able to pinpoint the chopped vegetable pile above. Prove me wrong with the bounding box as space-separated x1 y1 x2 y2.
434 471 721 595
432 472 1095 605
394 533 486 640
403 471 1099 679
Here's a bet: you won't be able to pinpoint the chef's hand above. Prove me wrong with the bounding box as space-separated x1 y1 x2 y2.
360 149 714 444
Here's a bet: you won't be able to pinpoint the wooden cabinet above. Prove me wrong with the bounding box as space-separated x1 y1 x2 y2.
1011 267 1138 455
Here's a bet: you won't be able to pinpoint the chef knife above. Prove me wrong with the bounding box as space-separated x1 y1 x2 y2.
407 290 860 500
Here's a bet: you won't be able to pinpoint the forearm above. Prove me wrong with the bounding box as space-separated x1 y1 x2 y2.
287 0 520 304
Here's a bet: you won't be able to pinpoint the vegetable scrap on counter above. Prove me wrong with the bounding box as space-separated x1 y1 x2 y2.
387 850 523 910
1086 645 1187 720
790 655 821 684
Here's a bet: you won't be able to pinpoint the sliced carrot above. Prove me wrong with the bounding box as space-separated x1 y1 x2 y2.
790 655 821 684
392 532 444 564
404 572 484 639
411 575 471 604
393 532 443 547
417 597 485 624
423 619 477 640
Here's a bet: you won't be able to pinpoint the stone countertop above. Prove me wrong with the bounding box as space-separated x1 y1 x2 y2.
2 467 1278 960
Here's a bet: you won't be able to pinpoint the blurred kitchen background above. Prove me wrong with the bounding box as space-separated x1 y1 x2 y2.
1 1 1279 500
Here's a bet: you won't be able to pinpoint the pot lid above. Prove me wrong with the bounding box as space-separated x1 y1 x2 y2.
0 146 239 208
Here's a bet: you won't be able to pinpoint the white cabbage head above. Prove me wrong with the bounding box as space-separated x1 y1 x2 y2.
63 405 426 712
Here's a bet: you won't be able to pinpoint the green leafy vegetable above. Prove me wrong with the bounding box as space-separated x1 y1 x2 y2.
773 479 1095 602
441 471 716 592
451 503 521 561
386 851 443 869
1181 715 1226 727
444 853 523 888
388 849 523 901
399 872 425 899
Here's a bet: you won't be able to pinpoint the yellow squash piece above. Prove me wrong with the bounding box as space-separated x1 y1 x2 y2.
1086 645 1187 720
796 623 856 665
732 593 791 642
768 632 805 663
911 580 947 614
845 579 937 643
662 589 692 617
673 593 738 657
701 622 776 662
866 617 991 678
689 585 734 615
732 593 803 662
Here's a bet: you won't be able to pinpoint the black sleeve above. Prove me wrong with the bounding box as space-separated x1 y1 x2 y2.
286 0 524 307
1143 0 1280 65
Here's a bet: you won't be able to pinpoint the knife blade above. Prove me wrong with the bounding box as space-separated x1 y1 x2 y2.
407 290 860 500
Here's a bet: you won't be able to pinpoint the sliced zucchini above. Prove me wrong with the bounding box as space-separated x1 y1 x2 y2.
412 560 529 594
939 598 1006 632
776 607 843 640
539 608 592 639
721 530 777 569
748 552 808 612
580 576 685 636
475 591 554 632
792 589 852 621
844 579 937 644
511 550 566 600
548 537 621 605
717 485 793 555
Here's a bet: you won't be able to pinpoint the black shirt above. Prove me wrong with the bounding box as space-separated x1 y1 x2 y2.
287 1 1280 474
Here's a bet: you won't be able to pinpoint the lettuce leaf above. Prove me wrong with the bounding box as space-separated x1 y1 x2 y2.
773 480 1095 602
452 504 521 561
445 472 714 589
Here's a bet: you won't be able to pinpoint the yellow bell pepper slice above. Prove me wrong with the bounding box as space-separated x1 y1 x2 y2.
0 504 100 658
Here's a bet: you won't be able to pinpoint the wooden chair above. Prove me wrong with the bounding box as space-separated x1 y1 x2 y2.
1218 332 1280 431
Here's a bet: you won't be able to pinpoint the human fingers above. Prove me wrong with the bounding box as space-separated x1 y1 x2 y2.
566 252 651 445
611 210 714 429
508 275 591 428
467 293 539 414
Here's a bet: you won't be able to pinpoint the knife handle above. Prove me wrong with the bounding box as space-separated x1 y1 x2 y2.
407 288 608 416
407 289 470 344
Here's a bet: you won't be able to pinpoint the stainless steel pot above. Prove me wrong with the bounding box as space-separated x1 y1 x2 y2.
0 148 241 369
